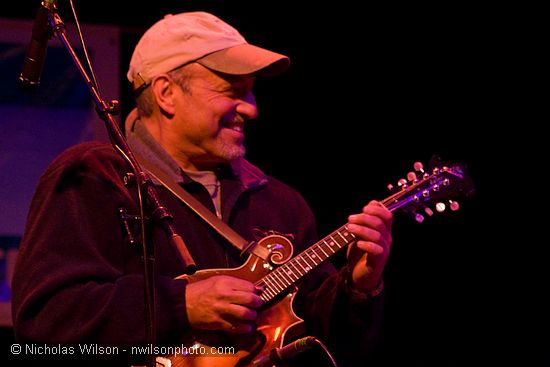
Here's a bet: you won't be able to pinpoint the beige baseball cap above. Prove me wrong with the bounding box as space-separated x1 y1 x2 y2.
127 12 290 93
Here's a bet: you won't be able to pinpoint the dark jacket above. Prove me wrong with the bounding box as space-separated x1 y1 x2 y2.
11 141 383 366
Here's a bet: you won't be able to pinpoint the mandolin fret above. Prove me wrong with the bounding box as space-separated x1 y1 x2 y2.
287 261 303 278
263 273 283 294
261 226 356 302
272 268 292 288
304 248 320 265
260 279 276 300
293 257 308 273
317 242 330 257
302 251 317 268
297 256 312 272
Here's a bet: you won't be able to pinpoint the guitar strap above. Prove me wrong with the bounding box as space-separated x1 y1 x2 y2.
132 149 269 260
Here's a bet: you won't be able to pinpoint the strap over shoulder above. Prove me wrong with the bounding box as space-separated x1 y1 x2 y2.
132 148 269 260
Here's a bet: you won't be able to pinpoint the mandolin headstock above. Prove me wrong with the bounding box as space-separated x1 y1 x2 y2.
383 156 475 223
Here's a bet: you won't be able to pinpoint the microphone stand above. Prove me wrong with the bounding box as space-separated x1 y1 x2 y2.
45 9 196 367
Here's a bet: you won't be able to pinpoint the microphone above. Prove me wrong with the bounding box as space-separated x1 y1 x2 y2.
252 336 317 367
19 0 57 90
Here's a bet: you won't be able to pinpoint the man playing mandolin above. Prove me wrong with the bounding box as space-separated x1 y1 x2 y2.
11 11 393 367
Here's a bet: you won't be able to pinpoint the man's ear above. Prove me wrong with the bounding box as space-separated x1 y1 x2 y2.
151 75 176 115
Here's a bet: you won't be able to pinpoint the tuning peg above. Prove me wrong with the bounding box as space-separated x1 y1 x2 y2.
435 202 446 212
398 179 408 188
424 207 434 216
387 183 394 191
414 212 425 223
406 171 417 182
413 161 424 173
449 200 460 211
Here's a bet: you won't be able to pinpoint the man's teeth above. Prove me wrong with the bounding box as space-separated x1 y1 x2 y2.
228 125 243 132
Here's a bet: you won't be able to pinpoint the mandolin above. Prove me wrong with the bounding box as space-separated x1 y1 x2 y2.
157 156 474 367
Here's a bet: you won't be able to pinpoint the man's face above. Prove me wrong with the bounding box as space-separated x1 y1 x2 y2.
168 63 258 171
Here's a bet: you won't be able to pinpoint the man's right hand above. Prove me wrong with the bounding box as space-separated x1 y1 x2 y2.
185 275 263 333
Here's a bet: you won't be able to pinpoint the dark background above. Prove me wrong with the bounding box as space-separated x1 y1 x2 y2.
2 1 545 366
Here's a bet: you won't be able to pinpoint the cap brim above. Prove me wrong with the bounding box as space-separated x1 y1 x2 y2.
196 43 290 76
